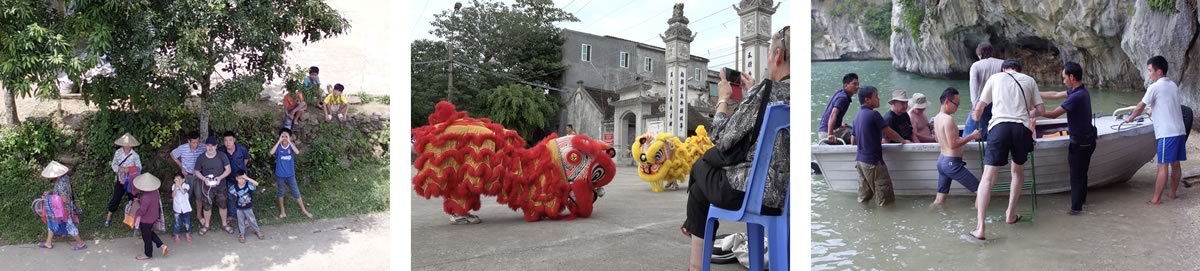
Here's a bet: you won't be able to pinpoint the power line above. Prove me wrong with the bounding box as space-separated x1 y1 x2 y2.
573 0 595 14
578 0 639 30
452 61 569 93
560 0 578 10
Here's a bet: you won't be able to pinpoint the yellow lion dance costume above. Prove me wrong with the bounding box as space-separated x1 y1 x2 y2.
631 126 715 192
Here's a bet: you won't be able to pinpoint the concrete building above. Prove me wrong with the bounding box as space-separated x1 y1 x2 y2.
558 4 723 166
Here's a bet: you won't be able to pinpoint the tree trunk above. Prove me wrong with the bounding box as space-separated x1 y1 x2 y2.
199 84 210 140
0 82 18 127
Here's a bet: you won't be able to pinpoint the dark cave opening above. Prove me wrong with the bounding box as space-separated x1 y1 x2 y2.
963 34 1064 87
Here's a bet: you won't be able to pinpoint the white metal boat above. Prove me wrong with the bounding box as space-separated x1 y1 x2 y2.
812 107 1156 195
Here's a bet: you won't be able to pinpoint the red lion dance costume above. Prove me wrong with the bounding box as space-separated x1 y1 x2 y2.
413 101 617 222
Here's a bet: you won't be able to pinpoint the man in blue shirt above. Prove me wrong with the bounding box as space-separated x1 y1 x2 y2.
853 86 910 206
219 131 252 222
1040 62 1095 215
819 73 859 144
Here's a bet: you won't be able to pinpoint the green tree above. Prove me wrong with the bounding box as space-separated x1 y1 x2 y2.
411 0 577 138
482 84 558 142
75 0 348 139
0 0 91 127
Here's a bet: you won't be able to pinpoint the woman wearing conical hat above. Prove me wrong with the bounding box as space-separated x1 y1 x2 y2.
132 173 169 260
39 160 87 251
106 133 143 227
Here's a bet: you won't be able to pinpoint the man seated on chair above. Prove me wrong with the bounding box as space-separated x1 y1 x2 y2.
681 26 790 271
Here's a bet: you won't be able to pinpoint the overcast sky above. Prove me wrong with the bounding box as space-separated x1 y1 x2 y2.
408 0 791 70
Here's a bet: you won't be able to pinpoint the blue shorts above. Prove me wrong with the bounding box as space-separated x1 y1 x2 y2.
1156 136 1187 164
276 176 303 199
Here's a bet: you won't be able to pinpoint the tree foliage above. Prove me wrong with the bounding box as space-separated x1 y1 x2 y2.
482 84 559 142
412 0 576 140
0 0 93 126
69 0 348 138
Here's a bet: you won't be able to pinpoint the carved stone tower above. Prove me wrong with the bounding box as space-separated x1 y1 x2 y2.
661 3 695 138
735 0 778 79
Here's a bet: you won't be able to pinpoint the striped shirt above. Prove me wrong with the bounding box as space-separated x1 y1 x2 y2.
171 143 203 174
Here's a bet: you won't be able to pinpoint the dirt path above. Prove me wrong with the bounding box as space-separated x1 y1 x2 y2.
0 212 390 271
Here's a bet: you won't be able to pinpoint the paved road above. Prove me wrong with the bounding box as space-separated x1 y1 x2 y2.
0 213 390 271
410 166 760 271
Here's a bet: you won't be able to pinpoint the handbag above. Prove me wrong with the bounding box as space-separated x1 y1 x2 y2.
154 198 167 232
123 200 137 229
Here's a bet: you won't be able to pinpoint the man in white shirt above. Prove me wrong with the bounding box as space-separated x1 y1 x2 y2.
964 42 1005 139
965 59 1045 242
1125 55 1187 205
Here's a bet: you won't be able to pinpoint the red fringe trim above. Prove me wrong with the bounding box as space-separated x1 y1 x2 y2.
412 101 619 222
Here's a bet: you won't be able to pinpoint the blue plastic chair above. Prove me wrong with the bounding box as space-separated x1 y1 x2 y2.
702 104 790 271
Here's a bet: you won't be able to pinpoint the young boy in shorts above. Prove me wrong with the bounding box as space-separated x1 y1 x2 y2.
1126 56 1187 205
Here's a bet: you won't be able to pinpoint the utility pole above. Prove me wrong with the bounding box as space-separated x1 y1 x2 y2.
447 2 462 103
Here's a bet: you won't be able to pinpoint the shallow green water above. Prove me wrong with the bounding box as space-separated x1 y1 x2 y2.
809 60 1145 141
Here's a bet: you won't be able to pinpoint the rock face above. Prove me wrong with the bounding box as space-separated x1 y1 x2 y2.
880 0 1200 128
890 0 1138 87
812 0 892 60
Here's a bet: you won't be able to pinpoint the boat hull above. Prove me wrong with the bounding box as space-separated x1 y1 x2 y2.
812 116 1157 196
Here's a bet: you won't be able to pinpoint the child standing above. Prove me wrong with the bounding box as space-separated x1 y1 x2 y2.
171 174 193 243
230 171 265 243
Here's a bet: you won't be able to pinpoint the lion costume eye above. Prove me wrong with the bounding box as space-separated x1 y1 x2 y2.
590 166 605 184
654 151 663 162
566 150 582 164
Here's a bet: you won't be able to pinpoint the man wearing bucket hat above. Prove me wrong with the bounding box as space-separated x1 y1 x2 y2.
132 173 169 260
192 136 232 235
106 133 143 227
908 93 937 143
882 90 916 143
39 161 87 251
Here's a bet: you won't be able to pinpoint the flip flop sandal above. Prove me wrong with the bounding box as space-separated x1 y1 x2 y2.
161 246 169 257
1006 215 1024 224
135 256 151 260
256 232 265 240
239 235 246 243
37 243 51 249
72 244 87 251
199 227 208 236
224 226 235 234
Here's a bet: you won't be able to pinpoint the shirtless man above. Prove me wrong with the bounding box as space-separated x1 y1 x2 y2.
932 87 982 206
908 93 937 143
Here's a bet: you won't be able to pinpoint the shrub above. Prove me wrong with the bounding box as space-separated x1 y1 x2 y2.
899 0 925 43
863 4 893 38
1148 0 1175 13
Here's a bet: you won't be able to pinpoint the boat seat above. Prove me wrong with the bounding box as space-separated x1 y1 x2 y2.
980 142 1038 222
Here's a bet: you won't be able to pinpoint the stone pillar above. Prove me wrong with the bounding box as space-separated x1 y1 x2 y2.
736 0 778 80
661 3 695 138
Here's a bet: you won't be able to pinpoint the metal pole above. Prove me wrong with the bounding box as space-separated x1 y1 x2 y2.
448 3 462 103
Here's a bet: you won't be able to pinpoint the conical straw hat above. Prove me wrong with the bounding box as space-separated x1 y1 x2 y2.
41 161 70 179
115 133 140 147
133 173 161 192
